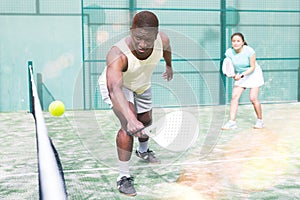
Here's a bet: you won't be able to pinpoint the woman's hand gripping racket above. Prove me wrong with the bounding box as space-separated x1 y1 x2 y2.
127 111 199 152
222 57 235 77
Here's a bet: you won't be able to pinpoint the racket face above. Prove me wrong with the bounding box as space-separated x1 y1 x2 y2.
222 57 235 77
149 111 199 152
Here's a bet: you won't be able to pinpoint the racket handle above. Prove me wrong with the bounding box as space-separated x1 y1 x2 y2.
126 126 146 136
126 130 134 136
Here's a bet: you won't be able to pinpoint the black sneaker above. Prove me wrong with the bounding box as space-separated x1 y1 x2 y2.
117 176 136 196
135 149 161 164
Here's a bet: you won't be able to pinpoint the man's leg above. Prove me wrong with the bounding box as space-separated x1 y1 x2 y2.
135 110 160 163
114 102 137 196
134 88 160 163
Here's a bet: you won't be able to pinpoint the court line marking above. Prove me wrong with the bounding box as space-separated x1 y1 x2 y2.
2 154 297 179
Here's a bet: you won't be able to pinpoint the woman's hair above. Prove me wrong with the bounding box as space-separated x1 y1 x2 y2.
231 32 248 45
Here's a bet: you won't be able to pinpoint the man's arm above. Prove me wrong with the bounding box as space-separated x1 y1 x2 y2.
160 31 173 81
106 47 144 133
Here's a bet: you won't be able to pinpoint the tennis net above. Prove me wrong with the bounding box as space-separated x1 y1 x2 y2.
28 61 68 200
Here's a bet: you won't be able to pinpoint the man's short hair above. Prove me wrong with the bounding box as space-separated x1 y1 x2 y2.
131 11 159 29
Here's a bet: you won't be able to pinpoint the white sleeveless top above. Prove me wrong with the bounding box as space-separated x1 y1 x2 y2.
98 34 163 94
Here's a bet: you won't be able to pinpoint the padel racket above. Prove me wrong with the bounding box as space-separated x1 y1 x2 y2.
127 111 199 152
222 57 235 77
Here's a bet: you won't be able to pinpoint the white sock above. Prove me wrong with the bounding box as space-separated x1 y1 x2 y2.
137 140 148 153
117 160 130 181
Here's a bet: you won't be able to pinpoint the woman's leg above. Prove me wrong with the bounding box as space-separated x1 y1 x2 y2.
229 86 245 121
222 86 245 130
249 87 262 119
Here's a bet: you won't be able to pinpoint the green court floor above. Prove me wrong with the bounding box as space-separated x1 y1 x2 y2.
1 103 300 199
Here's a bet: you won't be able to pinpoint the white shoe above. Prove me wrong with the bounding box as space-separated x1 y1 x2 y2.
221 120 237 130
254 119 264 129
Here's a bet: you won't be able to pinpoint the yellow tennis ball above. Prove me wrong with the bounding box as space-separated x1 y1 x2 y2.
48 100 65 117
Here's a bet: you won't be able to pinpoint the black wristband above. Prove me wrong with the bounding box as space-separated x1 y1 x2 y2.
241 74 245 78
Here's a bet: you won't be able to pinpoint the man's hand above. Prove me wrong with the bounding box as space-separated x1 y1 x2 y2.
126 119 145 137
162 65 173 81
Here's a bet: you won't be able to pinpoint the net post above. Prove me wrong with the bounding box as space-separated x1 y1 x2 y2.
37 73 44 110
28 61 33 113
129 0 136 24
219 0 226 105
28 60 68 199
298 66 300 101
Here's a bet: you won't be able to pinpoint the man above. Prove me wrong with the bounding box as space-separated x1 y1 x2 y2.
98 11 173 196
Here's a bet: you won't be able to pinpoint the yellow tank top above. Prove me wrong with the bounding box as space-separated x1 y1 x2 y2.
98 34 163 94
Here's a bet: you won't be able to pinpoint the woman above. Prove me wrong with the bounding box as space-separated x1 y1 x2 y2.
222 32 264 130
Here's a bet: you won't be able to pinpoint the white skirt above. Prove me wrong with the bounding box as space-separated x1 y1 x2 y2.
234 64 264 88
